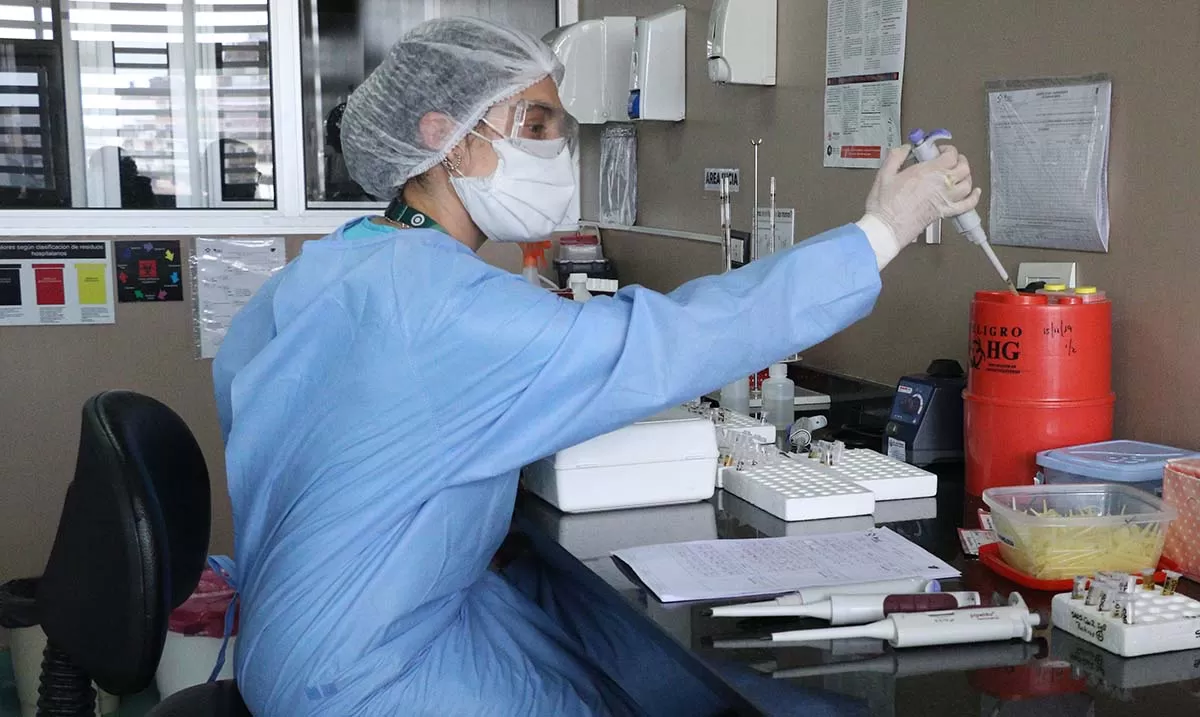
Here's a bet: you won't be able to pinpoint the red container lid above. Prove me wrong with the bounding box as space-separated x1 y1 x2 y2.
973 291 1049 305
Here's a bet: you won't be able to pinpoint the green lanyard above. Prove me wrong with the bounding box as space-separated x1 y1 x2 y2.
384 199 447 235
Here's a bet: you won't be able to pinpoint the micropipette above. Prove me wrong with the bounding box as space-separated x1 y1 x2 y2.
909 128 1018 294
762 639 1040 679
708 577 937 617
767 592 1040 648
709 591 980 624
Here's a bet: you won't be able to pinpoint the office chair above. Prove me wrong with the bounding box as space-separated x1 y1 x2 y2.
35 390 250 716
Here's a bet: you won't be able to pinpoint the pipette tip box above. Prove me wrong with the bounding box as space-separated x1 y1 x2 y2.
1050 588 1200 657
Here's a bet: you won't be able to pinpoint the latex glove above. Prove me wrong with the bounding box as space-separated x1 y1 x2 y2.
858 144 981 270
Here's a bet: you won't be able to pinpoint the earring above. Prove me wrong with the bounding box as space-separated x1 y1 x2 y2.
441 148 464 176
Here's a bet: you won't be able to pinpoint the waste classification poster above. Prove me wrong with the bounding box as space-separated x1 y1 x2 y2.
193 237 285 359
0 241 115 326
824 0 908 168
115 240 184 302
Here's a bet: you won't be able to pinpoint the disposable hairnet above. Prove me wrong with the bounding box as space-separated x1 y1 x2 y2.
341 17 564 200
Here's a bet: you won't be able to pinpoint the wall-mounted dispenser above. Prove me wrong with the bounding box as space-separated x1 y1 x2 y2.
708 0 777 86
628 5 687 122
543 17 636 124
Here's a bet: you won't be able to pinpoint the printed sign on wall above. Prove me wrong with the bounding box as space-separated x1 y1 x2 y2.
115 240 184 302
0 241 115 326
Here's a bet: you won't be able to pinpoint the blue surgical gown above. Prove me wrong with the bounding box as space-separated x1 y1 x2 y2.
212 217 882 716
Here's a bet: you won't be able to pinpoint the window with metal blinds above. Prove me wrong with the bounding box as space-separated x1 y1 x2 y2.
0 1 65 205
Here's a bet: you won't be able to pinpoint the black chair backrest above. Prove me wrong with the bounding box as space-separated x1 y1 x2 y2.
37 391 212 695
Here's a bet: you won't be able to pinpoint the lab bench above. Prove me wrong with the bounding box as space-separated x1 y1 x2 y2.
511 474 1200 717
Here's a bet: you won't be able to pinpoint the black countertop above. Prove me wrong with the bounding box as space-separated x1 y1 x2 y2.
512 474 1200 717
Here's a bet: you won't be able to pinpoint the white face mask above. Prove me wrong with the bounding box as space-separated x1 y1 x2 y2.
449 137 577 243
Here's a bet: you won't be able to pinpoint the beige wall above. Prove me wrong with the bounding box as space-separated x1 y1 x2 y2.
3 0 1198 580
0 234 524 581
583 0 1200 448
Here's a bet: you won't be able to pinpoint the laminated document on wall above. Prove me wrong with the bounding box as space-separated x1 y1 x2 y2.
192 238 286 359
753 207 795 259
0 241 114 326
823 0 907 169
987 75 1112 252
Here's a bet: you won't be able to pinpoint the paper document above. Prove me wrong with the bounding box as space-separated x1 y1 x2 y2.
0 241 114 326
824 0 908 168
193 237 286 359
612 527 959 603
753 208 796 259
987 76 1112 252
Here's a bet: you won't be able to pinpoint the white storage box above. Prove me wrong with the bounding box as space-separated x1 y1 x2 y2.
523 407 718 513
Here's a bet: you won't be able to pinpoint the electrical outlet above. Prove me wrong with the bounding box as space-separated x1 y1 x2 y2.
704 168 740 192
1017 262 1078 288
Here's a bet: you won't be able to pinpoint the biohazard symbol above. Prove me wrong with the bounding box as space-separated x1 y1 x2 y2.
970 338 986 370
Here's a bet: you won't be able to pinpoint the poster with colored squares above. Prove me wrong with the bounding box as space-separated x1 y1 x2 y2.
0 241 115 326
115 240 184 303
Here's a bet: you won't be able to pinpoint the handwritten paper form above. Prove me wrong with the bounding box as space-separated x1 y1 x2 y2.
612 527 959 603
193 238 285 359
987 76 1112 252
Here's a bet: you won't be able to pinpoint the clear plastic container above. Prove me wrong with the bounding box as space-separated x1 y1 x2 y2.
1038 440 1200 496
557 234 603 262
982 484 1177 580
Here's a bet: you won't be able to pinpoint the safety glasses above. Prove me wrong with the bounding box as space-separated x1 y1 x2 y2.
480 99 579 158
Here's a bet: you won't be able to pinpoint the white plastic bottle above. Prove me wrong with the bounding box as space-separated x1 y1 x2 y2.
720 377 751 416
761 363 795 433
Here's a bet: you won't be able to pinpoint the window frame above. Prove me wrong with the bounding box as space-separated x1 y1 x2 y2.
0 0 580 236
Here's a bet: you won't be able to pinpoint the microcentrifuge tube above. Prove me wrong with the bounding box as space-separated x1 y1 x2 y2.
1112 594 1128 620
1071 576 1089 600
1162 570 1182 597
1084 580 1104 607
1141 568 1157 591
1122 597 1136 625
1120 574 1137 593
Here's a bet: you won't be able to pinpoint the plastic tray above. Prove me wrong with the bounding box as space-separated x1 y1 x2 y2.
977 542 1178 591
982 484 1177 581
821 449 938 501
720 457 874 522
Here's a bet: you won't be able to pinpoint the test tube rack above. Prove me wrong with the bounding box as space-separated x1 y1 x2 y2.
822 450 938 502
720 457 875 522
1050 588 1200 657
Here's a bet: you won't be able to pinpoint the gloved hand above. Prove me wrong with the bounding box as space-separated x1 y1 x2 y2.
858 144 981 269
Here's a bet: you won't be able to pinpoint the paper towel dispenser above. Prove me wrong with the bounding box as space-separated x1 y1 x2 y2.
708 0 777 86
543 17 636 124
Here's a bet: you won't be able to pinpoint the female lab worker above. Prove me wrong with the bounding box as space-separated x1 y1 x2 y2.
212 17 979 717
